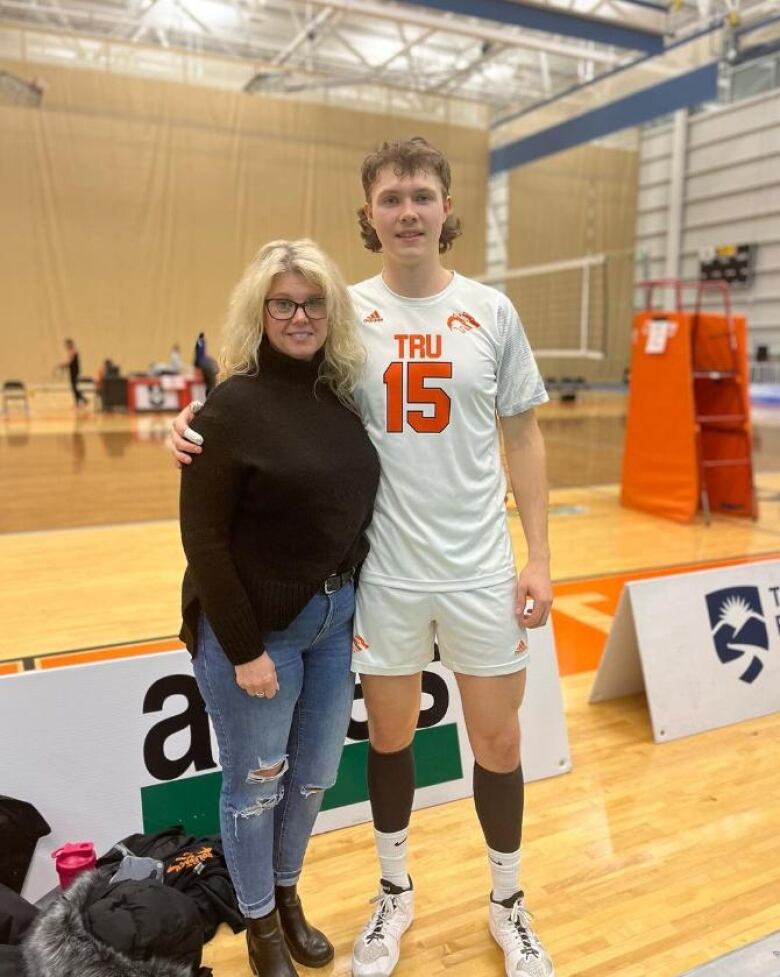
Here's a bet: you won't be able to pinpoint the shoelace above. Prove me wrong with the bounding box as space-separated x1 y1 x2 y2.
363 892 398 945
507 900 541 959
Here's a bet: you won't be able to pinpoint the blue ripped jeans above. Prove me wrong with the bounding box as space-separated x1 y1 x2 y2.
192 583 355 918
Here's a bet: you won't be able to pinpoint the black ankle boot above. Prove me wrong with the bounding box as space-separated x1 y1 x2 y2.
275 883 334 967
245 911 299 977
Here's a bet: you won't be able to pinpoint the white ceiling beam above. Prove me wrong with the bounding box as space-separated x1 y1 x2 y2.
430 42 526 99
328 19 433 79
379 25 433 71
393 23 429 88
0 0 626 70
0 0 273 54
428 45 493 94
47 0 74 30
271 5 334 65
174 0 241 56
129 0 162 44
0 1 143 29
297 0 625 64
538 49 551 96
328 24 374 68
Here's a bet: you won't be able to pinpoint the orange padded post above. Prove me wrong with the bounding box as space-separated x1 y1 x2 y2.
621 282 755 523
621 311 700 522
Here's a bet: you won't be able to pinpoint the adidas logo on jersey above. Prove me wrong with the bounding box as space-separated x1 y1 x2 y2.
363 309 383 324
447 311 481 333
352 634 370 653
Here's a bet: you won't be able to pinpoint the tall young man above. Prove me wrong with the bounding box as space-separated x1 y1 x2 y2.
172 137 554 977
347 138 554 977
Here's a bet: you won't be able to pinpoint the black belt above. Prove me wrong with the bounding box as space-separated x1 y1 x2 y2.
322 567 355 594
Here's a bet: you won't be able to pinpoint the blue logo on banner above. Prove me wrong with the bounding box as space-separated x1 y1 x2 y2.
706 587 769 684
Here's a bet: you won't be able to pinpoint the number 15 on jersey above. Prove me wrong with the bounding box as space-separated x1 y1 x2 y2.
383 361 453 434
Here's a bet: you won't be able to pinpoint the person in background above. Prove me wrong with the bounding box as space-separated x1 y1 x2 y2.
193 332 218 394
170 343 183 373
60 338 86 407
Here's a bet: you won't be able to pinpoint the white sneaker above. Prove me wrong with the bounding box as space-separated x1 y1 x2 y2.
351 878 414 977
489 891 555 977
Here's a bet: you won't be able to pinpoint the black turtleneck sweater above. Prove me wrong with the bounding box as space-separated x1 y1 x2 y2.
179 341 380 665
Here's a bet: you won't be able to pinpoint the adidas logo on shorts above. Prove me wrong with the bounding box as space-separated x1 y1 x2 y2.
352 634 370 653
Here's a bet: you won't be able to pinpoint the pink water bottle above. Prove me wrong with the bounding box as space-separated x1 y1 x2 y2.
52 842 97 889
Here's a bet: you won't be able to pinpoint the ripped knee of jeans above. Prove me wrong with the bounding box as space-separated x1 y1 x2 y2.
299 776 337 799
247 754 289 785
231 755 290 826
234 784 285 824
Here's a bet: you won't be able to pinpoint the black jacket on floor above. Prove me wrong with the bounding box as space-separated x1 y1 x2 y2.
0 797 50 894
0 945 24 977
21 870 210 977
0 884 38 945
0 883 36 977
97 829 244 941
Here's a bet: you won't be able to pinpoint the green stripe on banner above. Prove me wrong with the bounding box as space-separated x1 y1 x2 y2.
321 721 463 811
141 722 462 834
142 769 222 835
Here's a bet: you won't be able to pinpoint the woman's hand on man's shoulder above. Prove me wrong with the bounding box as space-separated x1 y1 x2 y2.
170 401 204 467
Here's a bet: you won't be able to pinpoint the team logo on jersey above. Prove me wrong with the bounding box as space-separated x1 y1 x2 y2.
363 309 383 324
705 586 769 684
352 634 370 654
446 311 481 333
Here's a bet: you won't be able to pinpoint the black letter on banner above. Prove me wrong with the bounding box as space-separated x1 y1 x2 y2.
769 586 780 608
418 671 448 729
143 675 216 781
347 682 368 742
347 664 449 741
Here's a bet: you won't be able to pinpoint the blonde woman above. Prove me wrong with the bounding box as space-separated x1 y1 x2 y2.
179 240 380 977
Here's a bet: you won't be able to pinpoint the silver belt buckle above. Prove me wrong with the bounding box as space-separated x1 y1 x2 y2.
324 573 339 595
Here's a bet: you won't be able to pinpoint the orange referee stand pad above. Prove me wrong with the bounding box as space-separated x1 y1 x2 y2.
621 279 757 524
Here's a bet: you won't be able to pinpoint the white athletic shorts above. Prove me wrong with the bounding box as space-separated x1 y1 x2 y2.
352 577 530 677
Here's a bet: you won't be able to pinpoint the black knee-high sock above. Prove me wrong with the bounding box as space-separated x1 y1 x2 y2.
473 760 524 853
367 744 415 833
367 745 415 887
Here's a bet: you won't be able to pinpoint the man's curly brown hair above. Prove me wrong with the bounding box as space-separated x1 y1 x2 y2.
357 137 462 254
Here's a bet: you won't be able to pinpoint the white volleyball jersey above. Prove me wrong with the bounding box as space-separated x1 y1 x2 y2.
350 272 548 591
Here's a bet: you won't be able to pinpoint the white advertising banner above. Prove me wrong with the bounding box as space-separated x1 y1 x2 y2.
590 560 780 742
131 383 180 411
2 622 569 903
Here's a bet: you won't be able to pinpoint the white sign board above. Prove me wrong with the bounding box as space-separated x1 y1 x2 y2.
2 622 569 902
131 383 180 411
590 560 780 742
644 318 669 354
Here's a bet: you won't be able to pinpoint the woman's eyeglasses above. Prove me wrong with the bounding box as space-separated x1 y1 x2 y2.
265 298 327 320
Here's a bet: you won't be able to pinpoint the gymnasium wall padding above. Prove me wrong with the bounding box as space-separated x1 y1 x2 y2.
0 60 488 384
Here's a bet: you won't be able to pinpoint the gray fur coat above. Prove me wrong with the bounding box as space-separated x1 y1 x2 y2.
22 872 193 977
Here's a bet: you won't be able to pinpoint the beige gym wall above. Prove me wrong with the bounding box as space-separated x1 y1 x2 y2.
506 143 639 383
1 60 487 384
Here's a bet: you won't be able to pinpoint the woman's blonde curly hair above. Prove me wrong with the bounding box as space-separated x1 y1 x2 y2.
218 239 364 406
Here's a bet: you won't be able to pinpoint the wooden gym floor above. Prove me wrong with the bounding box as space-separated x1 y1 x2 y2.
2 387 779 976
